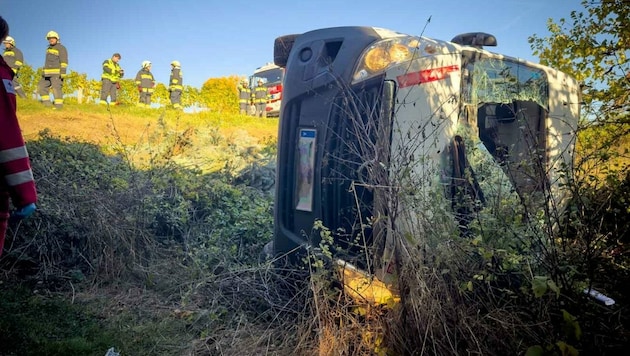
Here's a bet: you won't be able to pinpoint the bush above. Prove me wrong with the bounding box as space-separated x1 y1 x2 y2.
2 130 273 283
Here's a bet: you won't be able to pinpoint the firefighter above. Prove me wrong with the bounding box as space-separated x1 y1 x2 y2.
135 60 155 108
253 79 269 118
237 78 251 115
168 60 183 110
37 30 68 109
2 36 26 98
99 53 124 106
0 16 37 257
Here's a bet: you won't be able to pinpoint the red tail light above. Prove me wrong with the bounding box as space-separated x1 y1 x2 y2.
269 84 283 101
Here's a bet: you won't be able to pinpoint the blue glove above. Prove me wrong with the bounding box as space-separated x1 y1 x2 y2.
12 203 37 220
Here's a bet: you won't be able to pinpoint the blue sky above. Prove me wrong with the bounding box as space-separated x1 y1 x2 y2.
2 0 583 89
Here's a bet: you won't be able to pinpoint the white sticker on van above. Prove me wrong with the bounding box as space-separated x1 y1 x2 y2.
296 129 316 212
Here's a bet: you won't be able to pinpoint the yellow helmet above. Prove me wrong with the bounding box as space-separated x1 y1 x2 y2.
142 60 151 68
170 60 181 67
46 31 59 39
3 36 14 46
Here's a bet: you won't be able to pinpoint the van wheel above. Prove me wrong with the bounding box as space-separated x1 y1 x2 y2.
274 34 300 68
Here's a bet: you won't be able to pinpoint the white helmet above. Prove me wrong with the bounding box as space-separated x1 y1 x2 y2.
170 60 181 67
3 36 15 46
46 30 59 40
142 60 151 68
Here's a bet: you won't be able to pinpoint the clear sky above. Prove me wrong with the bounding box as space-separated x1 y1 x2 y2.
1 0 583 89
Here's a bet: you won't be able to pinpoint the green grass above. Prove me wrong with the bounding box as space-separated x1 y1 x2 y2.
0 285 116 355
1 98 282 355
17 97 279 173
0 283 200 355
17 97 278 148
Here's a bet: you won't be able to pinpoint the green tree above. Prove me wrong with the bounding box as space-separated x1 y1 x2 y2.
16 63 37 98
62 70 92 103
530 4 630 338
529 0 629 127
117 78 140 105
529 0 630 179
153 82 169 107
200 76 239 114
182 85 200 108
87 78 101 103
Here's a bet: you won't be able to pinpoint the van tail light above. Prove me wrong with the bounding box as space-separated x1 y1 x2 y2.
269 84 283 101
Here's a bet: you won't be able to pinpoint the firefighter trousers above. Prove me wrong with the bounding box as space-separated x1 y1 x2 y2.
100 78 118 103
38 76 64 108
256 102 266 118
170 89 182 109
139 91 152 106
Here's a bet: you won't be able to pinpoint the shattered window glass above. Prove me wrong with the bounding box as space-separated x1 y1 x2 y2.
465 57 548 109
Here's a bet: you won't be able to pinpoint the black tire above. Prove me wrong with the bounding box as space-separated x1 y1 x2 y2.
274 34 300 68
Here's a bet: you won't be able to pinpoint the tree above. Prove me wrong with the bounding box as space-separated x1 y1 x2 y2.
182 85 200 108
117 78 140 105
529 0 629 127
153 82 169 107
62 70 91 103
200 76 239 114
529 1 630 177
16 63 37 98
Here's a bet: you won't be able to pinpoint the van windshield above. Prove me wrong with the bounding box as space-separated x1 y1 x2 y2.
251 68 284 86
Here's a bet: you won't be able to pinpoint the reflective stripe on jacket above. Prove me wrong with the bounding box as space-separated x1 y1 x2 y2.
101 58 122 82
238 85 251 103
169 67 183 91
135 68 155 92
2 47 24 74
253 85 268 104
43 43 68 77
0 57 37 210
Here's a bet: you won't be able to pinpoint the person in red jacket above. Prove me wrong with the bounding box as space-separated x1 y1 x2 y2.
0 16 37 257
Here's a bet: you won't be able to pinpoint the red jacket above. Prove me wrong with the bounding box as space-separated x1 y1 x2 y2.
0 56 37 255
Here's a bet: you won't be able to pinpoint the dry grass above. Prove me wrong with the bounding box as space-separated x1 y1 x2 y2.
17 99 278 148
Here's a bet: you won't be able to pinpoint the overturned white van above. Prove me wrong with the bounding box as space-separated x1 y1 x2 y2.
271 27 580 298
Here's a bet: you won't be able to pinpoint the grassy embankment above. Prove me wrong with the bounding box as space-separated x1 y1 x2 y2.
1 98 291 355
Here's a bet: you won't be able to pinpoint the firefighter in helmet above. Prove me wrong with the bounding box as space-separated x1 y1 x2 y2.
253 78 269 118
237 78 251 115
99 53 124 106
168 60 183 110
2 35 27 98
37 30 68 109
135 60 155 108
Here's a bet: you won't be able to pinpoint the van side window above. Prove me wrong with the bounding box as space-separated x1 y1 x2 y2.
464 56 548 109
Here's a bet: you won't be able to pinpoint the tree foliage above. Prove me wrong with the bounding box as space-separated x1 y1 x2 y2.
528 5 630 351
529 0 629 126
15 63 37 98
529 0 630 178
16 64 211 109
200 75 240 114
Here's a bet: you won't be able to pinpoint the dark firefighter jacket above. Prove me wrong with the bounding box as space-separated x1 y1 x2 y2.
238 84 251 103
253 84 269 104
169 67 183 91
43 42 68 77
135 68 155 92
2 46 24 75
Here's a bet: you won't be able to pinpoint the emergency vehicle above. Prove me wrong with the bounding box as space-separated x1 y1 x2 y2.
271 27 580 300
250 62 285 116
